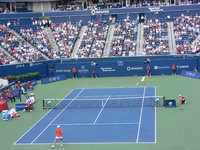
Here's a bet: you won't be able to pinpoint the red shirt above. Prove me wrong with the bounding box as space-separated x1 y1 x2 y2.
27 82 32 87
17 82 22 88
180 96 186 100
146 66 150 70
72 68 77 73
56 128 63 137
6 92 12 97
172 65 176 70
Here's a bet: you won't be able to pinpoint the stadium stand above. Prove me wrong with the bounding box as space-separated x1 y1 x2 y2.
173 14 200 54
50 21 82 58
110 20 137 56
0 1 199 65
12 23 52 59
143 18 170 55
77 21 109 58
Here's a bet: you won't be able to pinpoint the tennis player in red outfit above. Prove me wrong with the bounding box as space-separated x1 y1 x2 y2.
52 125 63 148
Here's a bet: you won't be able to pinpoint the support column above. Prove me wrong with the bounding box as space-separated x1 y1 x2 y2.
126 0 131 6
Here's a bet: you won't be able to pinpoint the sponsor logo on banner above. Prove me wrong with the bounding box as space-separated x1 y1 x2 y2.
91 10 109 15
173 55 183 57
186 72 195 77
177 65 189 69
16 64 25 68
31 80 37 86
149 7 163 12
101 67 115 72
127 66 143 71
78 65 89 74
56 70 71 72
117 61 124 66
49 76 60 82
29 62 43 67
154 66 170 70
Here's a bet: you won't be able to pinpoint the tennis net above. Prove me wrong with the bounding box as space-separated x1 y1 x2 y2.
43 96 165 109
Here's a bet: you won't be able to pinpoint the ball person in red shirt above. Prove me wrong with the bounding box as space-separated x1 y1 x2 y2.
172 64 176 75
6 91 16 102
179 94 186 104
16 81 22 88
91 71 97 78
146 65 151 77
72 67 77 78
27 81 33 89
52 125 63 148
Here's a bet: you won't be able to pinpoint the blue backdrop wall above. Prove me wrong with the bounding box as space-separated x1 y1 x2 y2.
0 55 199 79
48 57 197 78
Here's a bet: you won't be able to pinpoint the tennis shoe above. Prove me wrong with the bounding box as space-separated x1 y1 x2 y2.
60 144 63 147
51 145 54 148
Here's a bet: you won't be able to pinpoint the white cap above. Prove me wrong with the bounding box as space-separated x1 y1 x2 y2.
57 125 60 128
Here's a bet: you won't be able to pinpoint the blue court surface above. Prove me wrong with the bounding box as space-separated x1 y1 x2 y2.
15 87 156 144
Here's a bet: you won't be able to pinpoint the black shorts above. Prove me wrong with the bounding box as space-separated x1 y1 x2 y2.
181 100 185 104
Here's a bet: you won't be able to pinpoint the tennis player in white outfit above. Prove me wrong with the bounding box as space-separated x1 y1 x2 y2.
136 75 149 85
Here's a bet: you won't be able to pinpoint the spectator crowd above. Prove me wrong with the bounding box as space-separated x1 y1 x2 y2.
173 14 200 54
51 0 200 12
76 21 109 58
0 12 199 65
50 21 82 58
143 18 170 55
110 19 138 56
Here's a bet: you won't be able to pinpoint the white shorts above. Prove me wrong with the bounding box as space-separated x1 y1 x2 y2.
55 137 62 140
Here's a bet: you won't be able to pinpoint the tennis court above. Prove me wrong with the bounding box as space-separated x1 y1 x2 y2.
15 87 158 144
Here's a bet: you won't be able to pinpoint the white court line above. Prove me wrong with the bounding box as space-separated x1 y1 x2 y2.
77 94 142 98
155 86 157 143
14 141 156 145
73 87 156 90
136 87 146 143
93 96 110 124
74 87 145 90
51 122 139 126
30 89 85 144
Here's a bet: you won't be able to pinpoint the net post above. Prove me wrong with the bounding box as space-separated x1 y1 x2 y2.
43 99 44 109
163 96 166 106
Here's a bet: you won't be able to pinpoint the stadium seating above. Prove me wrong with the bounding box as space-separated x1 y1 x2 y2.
50 21 82 58
143 18 170 55
110 20 137 56
173 14 200 54
77 21 109 58
0 12 200 65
